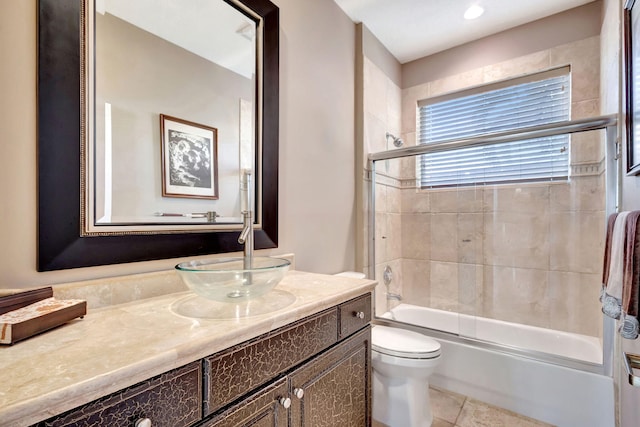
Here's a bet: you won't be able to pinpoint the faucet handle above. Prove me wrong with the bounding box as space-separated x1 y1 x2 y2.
386 293 402 301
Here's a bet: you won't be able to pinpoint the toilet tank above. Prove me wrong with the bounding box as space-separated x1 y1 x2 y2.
334 271 366 279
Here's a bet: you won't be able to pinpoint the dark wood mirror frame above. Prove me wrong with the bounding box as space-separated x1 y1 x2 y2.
37 0 279 271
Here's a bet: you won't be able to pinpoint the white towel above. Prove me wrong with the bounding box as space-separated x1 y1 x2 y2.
602 211 630 319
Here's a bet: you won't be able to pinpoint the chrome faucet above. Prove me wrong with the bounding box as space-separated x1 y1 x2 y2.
238 170 253 269
387 293 402 302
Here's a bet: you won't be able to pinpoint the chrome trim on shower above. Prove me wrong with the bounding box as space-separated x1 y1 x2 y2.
602 122 621 378
368 165 376 280
367 114 619 375
383 265 393 286
368 115 617 162
374 317 605 374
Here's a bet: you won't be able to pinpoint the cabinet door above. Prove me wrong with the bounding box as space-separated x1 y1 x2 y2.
199 377 289 427
288 327 371 427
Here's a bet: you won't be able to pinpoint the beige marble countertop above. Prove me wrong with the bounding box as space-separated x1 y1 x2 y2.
0 270 376 427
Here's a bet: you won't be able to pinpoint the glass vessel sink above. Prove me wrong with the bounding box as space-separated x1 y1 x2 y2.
175 257 290 302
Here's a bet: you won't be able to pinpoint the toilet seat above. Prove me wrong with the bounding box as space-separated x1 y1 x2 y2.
372 325 441 359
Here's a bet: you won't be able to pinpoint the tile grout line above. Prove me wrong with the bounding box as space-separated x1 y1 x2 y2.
453 396 468 426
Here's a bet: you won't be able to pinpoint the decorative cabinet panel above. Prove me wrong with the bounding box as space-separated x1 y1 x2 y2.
288 328 371 427
338 294 371 339
203 309 338 415
34 362 202 427
199 378 289 427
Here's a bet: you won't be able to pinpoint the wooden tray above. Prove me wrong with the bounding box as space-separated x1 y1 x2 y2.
0 287 86 345
0 286 54 315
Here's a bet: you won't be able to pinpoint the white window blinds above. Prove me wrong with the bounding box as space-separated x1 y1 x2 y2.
417 68 570 188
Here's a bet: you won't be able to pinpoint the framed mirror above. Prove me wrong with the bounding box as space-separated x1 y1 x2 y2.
37 0 279 271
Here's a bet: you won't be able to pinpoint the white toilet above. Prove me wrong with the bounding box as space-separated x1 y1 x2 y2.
333 272 442 426
372 325 441 427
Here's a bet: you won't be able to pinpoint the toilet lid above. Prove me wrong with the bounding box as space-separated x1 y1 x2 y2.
372 325 441 359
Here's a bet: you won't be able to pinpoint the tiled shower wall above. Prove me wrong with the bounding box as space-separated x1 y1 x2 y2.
361 54 403 314
366 36 605 339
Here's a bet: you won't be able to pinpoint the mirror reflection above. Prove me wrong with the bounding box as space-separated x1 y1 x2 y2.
89 0 258 231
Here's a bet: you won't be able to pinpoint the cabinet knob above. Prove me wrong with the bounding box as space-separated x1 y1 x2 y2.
279 397 292 409
354 311 365 319
135 419 152 427
293 387 305 399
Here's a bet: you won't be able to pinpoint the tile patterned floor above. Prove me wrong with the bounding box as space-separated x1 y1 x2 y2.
373 386 555 427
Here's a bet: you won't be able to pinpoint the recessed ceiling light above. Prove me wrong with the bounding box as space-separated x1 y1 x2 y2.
464 4 484 20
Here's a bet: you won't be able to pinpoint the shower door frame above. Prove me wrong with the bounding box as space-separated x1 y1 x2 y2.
367 114 620 375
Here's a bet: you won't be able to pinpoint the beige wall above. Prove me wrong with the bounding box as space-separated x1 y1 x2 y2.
402 1 602 88
0 0 357 288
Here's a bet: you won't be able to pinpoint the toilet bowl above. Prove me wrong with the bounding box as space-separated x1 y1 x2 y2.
372 325 441 427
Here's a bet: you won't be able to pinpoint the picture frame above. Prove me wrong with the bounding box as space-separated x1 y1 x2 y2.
160 114 219 199
625 0 640 174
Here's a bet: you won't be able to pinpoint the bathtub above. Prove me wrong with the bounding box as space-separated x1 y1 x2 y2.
379 304 614 427
386 304 603 364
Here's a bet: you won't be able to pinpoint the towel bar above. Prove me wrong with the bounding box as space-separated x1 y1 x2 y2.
623 352 640 386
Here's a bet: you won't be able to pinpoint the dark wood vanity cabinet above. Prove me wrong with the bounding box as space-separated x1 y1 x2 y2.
202 294 371 427
34 362 203 427
34 294 372 427
200 328 370 427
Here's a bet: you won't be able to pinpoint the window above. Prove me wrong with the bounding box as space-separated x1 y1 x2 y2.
417 67 570 188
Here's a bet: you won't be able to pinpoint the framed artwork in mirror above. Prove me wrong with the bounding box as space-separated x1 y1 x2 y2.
625 0 640 174
160 114 219 199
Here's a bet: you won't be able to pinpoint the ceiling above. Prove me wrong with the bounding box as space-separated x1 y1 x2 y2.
98 0 256 78
333 0 597 63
